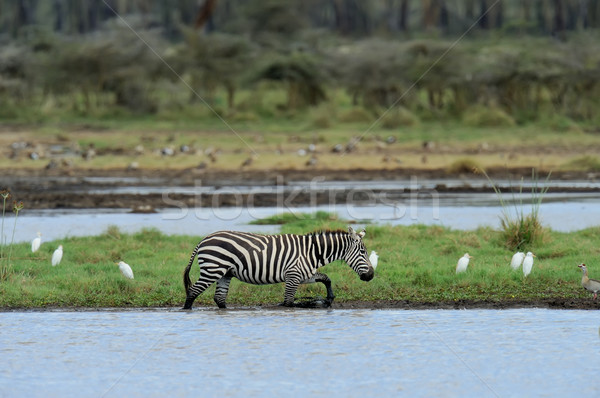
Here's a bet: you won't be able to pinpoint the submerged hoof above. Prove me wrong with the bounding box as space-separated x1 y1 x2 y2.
294 296 331 309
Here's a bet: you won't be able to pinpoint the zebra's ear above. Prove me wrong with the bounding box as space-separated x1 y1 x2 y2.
348 226 357 239
358 229 366 239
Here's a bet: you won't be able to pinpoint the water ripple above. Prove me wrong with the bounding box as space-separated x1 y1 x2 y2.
0 309 598 397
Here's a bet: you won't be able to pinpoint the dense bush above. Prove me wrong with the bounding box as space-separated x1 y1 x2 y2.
0 23 599 124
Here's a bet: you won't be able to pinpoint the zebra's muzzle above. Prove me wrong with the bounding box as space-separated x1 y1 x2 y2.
360 267 374 282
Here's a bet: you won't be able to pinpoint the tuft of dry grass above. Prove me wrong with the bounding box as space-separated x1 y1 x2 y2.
477 168 550 251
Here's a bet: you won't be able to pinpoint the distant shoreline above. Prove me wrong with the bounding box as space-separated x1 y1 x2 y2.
4 166 599 210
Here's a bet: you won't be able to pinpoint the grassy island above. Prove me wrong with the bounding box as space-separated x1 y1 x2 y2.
1 214 598 310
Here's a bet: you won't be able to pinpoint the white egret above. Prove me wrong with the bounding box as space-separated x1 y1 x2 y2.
117 261 134 280
369 251 379 270
31 232 42 253
522 252 536 277
510 251 524 270
51 245 63 266
456 253 473 274
578 264 600 300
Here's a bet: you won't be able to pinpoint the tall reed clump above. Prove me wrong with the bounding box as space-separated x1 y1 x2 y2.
1 189 24 282
477 169 550 251
0 190 9 254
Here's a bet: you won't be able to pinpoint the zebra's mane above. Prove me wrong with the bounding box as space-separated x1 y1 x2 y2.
306 229 348 237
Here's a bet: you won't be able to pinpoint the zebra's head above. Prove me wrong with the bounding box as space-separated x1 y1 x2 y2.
344 226 375 282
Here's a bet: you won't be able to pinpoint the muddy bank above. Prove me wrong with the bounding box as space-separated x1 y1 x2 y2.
2 298 598 311
3 166 600 210
4 165 596 184
333 298 600 310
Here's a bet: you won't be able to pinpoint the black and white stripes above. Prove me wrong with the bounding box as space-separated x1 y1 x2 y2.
183 226 375 309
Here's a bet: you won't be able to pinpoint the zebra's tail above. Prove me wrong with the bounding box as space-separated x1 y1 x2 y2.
183 244 200 294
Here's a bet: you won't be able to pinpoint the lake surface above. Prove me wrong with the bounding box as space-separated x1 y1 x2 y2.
4 176 600 243
1 308 598 397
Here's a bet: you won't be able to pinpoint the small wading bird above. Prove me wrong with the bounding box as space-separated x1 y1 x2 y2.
31 232 42 253
369 251 378 270
117 261 134 280
522 252 536 277
510 251 524 270
456 253 473 274
578 263 600 300
51 245 63 266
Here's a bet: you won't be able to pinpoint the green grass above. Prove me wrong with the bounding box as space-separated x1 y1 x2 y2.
1 215 598 309
249 210 339 225
562 155 600 172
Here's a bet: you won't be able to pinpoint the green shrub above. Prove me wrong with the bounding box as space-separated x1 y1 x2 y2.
463 106 515 127
542 114 582 133
309 104 336 128
446 158 481 174
230 110 260 122
338 107 373 123
379 107 419 129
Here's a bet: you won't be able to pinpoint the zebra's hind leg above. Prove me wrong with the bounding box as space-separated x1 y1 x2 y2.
183 265 229 310
213 272 233 309
281 276 302 307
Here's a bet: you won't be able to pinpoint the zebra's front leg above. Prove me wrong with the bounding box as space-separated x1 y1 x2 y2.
311 272 335 307
297 272 335 308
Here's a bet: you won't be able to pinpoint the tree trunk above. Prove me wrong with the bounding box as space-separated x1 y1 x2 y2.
226 84 235 110
399 0 410 31
195 0 218 31
553 0 567 39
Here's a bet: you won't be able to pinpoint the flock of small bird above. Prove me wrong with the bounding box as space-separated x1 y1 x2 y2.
30 232 134 280
32 232 64 266
510 251 537 277
28 231 599 301
456 251 600 300
455 251 536 276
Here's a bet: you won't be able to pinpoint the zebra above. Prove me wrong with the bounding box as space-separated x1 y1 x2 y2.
182 226 375 309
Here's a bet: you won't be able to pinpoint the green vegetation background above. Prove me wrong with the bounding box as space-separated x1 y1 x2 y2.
1 1 599 130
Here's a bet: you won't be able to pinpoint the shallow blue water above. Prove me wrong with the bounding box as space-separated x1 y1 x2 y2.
11 199 600 245
1 308 598 397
